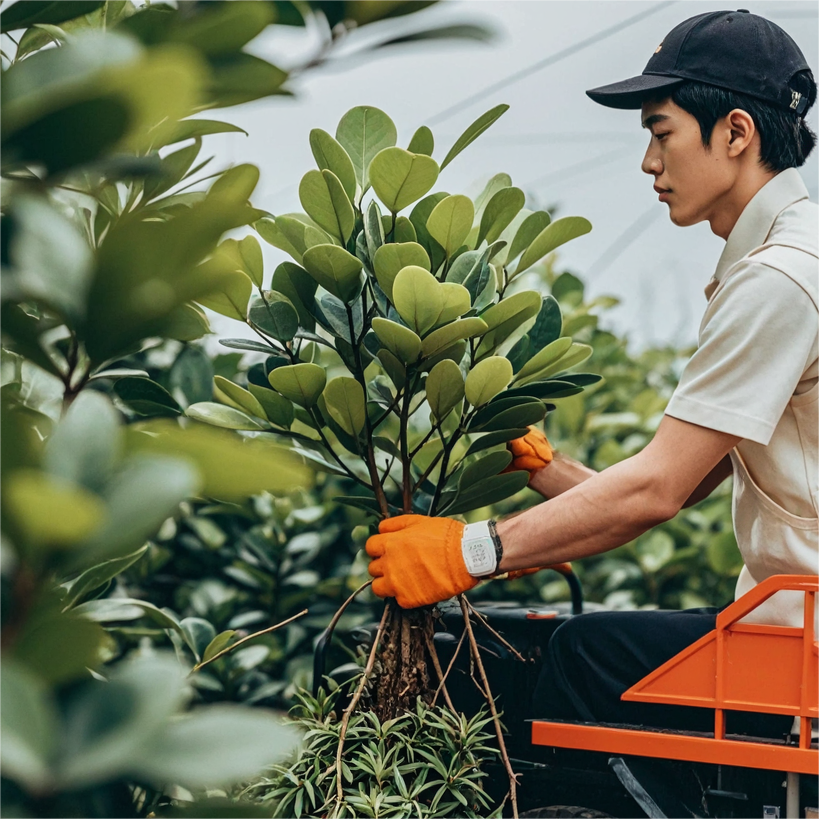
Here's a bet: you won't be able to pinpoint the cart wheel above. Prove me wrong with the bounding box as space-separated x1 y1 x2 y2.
519 807 612 818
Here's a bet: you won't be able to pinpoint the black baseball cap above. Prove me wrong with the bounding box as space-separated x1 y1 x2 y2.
586 10 812 115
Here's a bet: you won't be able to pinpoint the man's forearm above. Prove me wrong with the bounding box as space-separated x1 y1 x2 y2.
528 451 597 499
496 453 674 571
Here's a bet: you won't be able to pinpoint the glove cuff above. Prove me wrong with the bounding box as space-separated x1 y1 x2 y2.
461 520 503 577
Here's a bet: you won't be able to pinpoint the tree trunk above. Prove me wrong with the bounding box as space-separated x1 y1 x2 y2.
370 600 436 721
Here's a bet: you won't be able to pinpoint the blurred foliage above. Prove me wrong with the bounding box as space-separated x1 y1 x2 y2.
0 1 495 816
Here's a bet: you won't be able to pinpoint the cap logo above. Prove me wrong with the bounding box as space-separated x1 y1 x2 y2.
790 90 802 110
654 41 663 53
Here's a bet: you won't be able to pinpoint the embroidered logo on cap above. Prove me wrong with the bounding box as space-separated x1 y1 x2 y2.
790 90 802 110
655 41 663 53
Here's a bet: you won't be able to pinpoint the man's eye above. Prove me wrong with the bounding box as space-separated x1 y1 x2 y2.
654 132 669 141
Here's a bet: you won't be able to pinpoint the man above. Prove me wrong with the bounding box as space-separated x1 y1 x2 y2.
366 10 817 734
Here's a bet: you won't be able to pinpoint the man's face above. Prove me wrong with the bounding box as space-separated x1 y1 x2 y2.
640 98 736 227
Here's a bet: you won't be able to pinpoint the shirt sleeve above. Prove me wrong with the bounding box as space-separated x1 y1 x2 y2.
665 260 818 445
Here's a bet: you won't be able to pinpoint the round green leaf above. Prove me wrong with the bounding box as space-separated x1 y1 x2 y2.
407 125 434 156
323 377 366 437
465 356 513 407
515 216 592 276
514 337 573 382
186 402 265 430
393 215 417 243
369 147 439 213
477 186 525 246
248 292 299 342
268 363 326 408
335 106 397 192
444 471 529 515
298 169 355 243
239 235 264 287
247 384 294 428
508 211 551 264
301 244 363 303
426 359 464 421
377 349 406 389
309 128 357 202
426 194 474 258
371 318 422 365
372 242 430 301
392 265 443 336
113 377 182 418
213 376 266 419
476 289 542 353
517 343 593 385
270 261 317 331
437 282 471 324
421 317 487 359
196 269 253 321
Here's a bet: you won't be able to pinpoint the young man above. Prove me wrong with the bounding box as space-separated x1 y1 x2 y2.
366 10 817 733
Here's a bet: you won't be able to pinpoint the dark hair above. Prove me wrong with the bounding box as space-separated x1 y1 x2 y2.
667 70 817 172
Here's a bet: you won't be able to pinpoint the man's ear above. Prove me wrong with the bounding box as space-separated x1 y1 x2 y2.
725 108 757 157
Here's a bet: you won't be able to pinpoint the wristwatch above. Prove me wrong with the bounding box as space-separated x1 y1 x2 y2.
461 520 503 577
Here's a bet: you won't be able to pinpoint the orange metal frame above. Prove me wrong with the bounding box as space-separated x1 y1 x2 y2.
531 574 818 775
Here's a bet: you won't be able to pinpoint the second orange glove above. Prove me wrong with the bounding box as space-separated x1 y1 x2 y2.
366 515 478 608
506 426 554 477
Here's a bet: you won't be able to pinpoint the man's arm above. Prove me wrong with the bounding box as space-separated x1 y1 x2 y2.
681 454 733 508
496 416 740 572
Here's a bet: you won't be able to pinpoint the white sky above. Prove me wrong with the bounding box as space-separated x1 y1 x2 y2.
206 0 819 350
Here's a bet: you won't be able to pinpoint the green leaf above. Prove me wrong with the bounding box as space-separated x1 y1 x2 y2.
528 294 563 352
114 377 183 417
0 661 57 791
271 261 317 331
477 187 524 246
372 242 430 302
164 303 211 342
444 471 529 515
515 337 572 381
409 192 448 266
239 235 264 288
377 349 406 389
309 128 357 202
323 377 366 437
470 400 546 432
1 1 105 32
477 290 542 354
197 269 254 321
392 265 443 336
463 428 529 456
213 376 266 419
207 54 288 109
298 169 355 243
162 118 249 146
268 363 326 408
369 148 439 213
504 380 584 400
392 215 417 243
187 402 265 430
248 292 299 342
465 357 513 407
62 545 149 610
407 125 434 156
421 317 487 359
635 531 675 574
301 244 363 303
364 199 385 260
371 318 422 364
516 216 592 275
437 282 471 324
425 360 464 421
335 106 397 192
4 470 105 550
426 195 474 258
440 104 509 171
508 210 551 264
517 343 593 385
202 630 238 663
247 384 294 428
457 450 512 492
706 531 743 576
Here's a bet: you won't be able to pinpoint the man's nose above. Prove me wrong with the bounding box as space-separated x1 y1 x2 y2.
641 147 662 176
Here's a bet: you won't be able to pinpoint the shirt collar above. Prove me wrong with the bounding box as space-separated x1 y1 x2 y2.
705 168 810 299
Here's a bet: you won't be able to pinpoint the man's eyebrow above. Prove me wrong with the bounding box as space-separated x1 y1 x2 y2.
642 113 670 129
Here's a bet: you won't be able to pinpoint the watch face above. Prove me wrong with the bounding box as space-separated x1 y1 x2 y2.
463 537 496 575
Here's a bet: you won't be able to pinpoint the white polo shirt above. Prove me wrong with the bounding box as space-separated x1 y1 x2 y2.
664 168 818 627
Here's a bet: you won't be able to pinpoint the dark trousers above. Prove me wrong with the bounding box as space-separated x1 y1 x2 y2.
532 607 793 738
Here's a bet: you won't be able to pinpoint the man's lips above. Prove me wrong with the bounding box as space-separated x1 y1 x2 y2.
654 185 671 202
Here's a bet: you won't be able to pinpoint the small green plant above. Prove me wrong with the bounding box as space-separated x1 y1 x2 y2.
246 681 501 818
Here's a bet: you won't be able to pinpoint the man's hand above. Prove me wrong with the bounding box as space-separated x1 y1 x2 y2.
506 426 554 477
366 515 477 608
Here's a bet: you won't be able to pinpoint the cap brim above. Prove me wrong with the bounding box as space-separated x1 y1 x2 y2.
586 73 685 109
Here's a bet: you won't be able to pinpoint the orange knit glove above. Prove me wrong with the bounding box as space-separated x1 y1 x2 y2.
506 426 553 477
366 514 478 608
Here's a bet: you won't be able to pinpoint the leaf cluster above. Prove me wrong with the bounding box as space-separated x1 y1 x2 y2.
246 683 500 818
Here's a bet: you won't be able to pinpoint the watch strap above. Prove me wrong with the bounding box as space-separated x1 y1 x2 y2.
461 520 503 577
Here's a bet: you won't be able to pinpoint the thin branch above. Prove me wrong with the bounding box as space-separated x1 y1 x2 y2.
308 408 373 491
321 579 373 651
465 599 528 663
459 596 519 819
425 629 458 712
431 628 466 709
190 609 308 673
334 602 390 810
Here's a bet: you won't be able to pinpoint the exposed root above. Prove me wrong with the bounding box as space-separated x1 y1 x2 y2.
459 595 519 819
424 629 456 712
430 629 466 709
465 599 529 663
